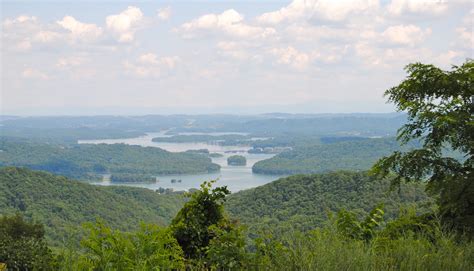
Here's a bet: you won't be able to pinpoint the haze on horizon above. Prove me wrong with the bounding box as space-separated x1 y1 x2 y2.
1 0 472 116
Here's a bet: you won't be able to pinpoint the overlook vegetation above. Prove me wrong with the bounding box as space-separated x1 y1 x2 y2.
0 139 220 180
252 137 416 174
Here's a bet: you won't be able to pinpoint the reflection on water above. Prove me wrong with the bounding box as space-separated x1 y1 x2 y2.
78 132 284 192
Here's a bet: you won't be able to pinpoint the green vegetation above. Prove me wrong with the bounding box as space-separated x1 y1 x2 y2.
185 149 210 154
209 152 224 158
226 171 432 235
227 155 247 166
252 137 416 174
0 167 185 247
3 180 473 270
110 173 156 183
372 60 474 235
1 62 472 270
0 139 220 180
0 214 55 270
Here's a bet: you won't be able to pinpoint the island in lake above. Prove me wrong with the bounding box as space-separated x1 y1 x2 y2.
227 155 247 166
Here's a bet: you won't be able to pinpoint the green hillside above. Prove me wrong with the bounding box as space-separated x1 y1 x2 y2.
0 167 185 247
227 171 433 234
0 139 220 180
252 138 416 174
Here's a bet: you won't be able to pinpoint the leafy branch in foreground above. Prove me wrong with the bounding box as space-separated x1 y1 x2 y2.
371 59 474 235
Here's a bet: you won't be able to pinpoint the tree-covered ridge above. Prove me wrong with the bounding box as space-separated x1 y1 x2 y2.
226 171 432 235
0 167 185 247
0 139 220 180
252 137 417 174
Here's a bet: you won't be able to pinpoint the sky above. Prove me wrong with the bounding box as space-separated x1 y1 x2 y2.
1 0 472 115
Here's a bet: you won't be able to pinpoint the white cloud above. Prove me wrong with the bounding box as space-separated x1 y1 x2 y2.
180 9 276 39
138 53 160 64
2 15 38 27
16 40 32 51
257 0 380 24
216 41 255 60
157 7 172 20
270 46 312 70
22 68 49 80
57 16 103 42
455 10 473 49
34 31 61 43
382 24 431 46
56 56 88 68
387 0 448 16
106 6 144 43
124 53 180 77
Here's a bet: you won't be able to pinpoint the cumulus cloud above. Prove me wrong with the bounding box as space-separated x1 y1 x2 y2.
56 56 88 68
257 0 380 24
124 53 180 77
106 6 144 43
3 15 62 51
2 15 38 27
270 46 312 70
22 68 49 80
34 31 61 43
386 0 448 16
455 10 473 49
57 16 103 42
382 24 431 46
157 7 172 20
180 9 276 39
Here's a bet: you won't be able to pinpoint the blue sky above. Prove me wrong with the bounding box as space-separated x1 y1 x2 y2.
1 0 472 115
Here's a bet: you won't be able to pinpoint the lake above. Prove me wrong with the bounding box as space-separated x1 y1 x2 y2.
78 132 284 192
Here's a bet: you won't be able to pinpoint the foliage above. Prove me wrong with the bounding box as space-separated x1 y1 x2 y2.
0 214 55 270
0 167 185 248
250 222 474 271
170 181 231 259
372 60 474 235
205 221 248 270
0 139 220 180
227 155 247 166
64 221 185 270
335 204 385 241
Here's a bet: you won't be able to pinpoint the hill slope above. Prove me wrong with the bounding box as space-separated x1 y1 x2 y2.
0 167 185 247
252 138 416 175
0 139 220 180
226 171 432 234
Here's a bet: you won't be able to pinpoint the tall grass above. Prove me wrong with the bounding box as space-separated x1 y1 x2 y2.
252 228 473 271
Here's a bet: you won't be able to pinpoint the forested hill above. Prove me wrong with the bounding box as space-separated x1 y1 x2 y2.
226 171 432 235
0 167 185 247
252 137 417 175
0 139 220 180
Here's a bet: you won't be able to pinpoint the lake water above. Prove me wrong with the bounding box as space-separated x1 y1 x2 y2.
78 132 284 192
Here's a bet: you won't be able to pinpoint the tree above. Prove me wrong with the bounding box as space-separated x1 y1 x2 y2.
372 60 473 234
171 181 230 259
0 214 55 270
